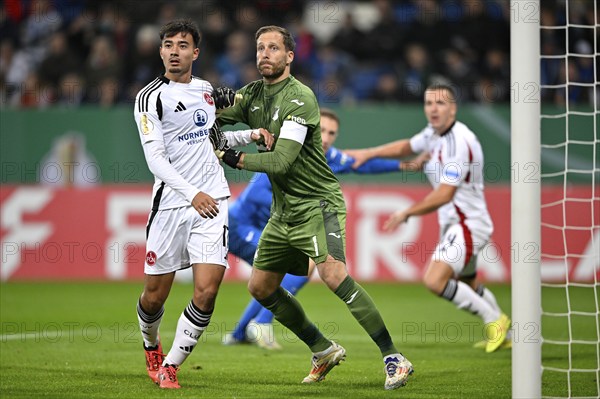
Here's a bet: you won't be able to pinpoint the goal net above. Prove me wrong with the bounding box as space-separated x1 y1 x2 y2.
539 1 599 398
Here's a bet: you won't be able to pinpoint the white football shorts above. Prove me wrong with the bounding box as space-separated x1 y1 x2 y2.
432 223 490 276
144 198 229 275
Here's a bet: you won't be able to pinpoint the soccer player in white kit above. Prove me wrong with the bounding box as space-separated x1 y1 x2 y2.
132 19 272 389
345 84 511 353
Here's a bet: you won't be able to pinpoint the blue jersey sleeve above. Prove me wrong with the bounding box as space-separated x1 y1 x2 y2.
326 147 401 174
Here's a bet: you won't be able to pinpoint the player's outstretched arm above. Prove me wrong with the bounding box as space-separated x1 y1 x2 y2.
217 137 301 172
222 128 274 149
400 151 430 172
327 148 395 174
344 139 414 169
384 183 457 231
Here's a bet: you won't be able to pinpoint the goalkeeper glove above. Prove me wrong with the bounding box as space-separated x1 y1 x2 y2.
209 122 229 152
209 122 243 169
211 86 237 109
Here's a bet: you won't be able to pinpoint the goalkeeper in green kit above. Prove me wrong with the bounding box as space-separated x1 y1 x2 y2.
212 25 413 390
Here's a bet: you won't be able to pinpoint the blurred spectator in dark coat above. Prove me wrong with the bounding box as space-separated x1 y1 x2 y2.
368 72 404 103
474 48 510 103
38 31 82 102
124 25 163 102
84 35 122 103
399 43 433 101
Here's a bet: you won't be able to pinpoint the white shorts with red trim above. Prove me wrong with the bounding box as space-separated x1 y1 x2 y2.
432 223 490 276
144 198 229 275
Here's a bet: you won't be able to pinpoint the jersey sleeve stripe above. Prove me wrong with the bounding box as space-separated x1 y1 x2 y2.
156 92 163 121
446 132 455 157
138 78 159 112
138 78 163 113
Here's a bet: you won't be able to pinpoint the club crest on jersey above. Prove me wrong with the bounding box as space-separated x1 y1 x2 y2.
146 251 157 266
193 109 208 127
140 114 154 134
204 92 214 106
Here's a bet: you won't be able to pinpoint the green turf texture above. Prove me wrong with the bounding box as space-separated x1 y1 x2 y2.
0 282 597 398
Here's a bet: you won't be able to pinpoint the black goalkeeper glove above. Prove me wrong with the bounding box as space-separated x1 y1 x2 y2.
209 122 229 152
211 86 236 109
209 122 243 169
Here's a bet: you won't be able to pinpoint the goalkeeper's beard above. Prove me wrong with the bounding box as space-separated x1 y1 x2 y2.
258 63 285 81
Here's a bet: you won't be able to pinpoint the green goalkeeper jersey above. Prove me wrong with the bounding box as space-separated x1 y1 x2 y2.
218 76 345 223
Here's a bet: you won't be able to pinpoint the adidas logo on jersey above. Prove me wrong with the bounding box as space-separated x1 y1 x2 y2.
174 101 187 112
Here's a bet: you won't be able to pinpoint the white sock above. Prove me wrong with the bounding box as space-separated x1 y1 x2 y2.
476 284 512 339
163 301 212 366
441 280 500 324
137 300 163 348
476 284 501 313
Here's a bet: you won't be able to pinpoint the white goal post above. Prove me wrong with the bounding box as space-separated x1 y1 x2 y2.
512 1 599 398
511 1 541 398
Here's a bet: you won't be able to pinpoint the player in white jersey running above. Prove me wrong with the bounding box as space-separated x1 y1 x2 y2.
345 84 511 353
132 19 272 389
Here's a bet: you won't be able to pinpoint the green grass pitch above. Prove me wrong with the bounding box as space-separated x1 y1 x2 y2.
0 282 597 398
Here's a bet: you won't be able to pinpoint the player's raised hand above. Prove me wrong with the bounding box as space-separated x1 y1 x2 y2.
191 192 219 219
251 128 274 150
211 86 239 109
342 148 372 169
383 210 409 231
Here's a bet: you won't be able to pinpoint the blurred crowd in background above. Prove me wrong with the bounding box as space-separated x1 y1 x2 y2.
0 0 597 109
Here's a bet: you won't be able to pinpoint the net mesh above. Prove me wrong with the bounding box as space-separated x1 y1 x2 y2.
539 1 599 398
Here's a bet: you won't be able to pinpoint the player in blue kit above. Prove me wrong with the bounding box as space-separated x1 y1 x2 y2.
223 108 419 349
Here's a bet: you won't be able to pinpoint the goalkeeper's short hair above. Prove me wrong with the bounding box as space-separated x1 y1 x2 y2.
255 25 295 52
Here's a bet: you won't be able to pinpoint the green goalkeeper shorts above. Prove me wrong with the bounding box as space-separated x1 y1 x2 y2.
253 203 346 275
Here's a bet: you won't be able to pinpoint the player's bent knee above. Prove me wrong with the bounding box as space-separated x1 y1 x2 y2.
423 261 455 295
247 280 272 300
422 274 447 295
316 258 348 290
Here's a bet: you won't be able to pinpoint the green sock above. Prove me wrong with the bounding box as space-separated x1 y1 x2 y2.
334 275 398 356
257 287 331 352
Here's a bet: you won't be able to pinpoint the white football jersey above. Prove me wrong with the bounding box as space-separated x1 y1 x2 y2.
410 121 493 239
134 76 229 210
